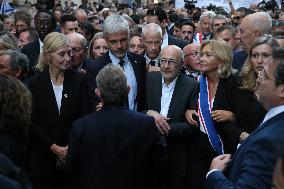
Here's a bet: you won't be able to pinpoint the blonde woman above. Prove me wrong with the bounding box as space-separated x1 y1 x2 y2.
232 35 279 136
28 32 89 189
186 40 240 154
88 32 108 59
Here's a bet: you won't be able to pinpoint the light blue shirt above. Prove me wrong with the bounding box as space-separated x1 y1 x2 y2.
109 51 137 110
262 105 284 124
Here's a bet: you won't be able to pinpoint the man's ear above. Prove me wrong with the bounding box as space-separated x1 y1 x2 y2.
254 30 262 38
13 68 22 78
95 88 101 98
278 84 284 98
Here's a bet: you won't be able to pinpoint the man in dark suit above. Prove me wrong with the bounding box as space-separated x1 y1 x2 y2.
145 45 199 189
66 64 159 189
206 47 284 189
146 7 188 49
85 14 146 111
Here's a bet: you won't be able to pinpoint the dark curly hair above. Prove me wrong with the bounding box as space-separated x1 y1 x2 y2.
0 74 32 129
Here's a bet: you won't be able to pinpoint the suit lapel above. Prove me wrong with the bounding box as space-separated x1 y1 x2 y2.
228 111 284 168
60 70 72 119
167 75 185 118
153 74 162 112
41 70 60 118
128 53 140 83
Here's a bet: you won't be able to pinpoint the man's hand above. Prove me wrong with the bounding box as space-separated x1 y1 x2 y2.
147 110 170 135
210 154 231 172
50 144 68 161
211 110 236 123
185 109 198 126
96 102 103 112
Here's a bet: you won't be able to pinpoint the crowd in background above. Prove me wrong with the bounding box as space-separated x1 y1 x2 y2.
0 0 284 189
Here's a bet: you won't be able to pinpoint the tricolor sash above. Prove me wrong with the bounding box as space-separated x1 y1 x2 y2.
198 75 224 155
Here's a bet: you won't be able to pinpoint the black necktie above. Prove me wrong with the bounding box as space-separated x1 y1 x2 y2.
149 60 156 66
118 59 124 69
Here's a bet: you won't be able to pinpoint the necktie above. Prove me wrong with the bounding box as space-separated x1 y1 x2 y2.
118 59 124 69
149 60 156 66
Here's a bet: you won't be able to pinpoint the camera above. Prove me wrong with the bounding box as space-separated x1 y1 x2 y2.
184 0 197 11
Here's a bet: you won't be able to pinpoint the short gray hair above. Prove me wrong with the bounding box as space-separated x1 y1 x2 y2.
200 11 216 23
96 64 128 105
211 14 227 28
0 50 29 79
142 23 162 38
103 14 129 38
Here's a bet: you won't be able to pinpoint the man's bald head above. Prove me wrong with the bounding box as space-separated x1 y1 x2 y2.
183 43 200 72
240 12 272 51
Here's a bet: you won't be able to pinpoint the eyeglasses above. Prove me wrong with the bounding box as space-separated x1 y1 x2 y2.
185 51 199 58
159 58 178 67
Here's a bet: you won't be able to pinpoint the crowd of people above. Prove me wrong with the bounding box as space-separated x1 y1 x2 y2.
0 0 284 189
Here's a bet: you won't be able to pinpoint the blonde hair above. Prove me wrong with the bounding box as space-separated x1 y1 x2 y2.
36 32 70 72
88 32 104 59
240 34 279 91
200 40 234 79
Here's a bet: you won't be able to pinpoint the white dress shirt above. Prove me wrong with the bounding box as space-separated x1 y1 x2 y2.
51 81 63 113
160 77 177 117
109 51 137 110
144 54 160 67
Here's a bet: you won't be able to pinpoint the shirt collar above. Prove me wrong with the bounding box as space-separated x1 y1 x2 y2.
144 54 159 64
109 51 128 65
262 105 284 124
162 75 178 89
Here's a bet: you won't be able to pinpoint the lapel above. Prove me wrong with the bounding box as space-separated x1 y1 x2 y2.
40 70 60 118
228 111 284 168
102 52 112 66
127 53 140 83
60 70 73 119
151 73 162 112
212 78 225 110
167 75 185 118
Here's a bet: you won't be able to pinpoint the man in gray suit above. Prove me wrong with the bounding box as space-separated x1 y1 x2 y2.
145 45 199 189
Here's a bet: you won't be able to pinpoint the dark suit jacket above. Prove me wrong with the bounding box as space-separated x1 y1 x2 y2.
66 105 160 189
232 50 247 72
85 51 146 111
27 69 89 189
207 111 284 189
168 34 188 49
21 39 40 78
145 72 199 176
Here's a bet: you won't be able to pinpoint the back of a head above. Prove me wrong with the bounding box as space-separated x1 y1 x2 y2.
0 31 18 50
249 12 272 35
96 64 128 106
146 7 167 23
0 74 32 129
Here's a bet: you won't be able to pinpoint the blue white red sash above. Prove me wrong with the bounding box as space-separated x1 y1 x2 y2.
198 75 224 155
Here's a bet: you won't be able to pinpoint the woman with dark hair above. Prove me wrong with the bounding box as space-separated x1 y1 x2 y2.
0 74 31 168
27 32 89 189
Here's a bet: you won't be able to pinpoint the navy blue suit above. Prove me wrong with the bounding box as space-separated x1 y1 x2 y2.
232 50 247 72
206 111 284 189
168 34 188 49
66 105 160 189
85 51 146 111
